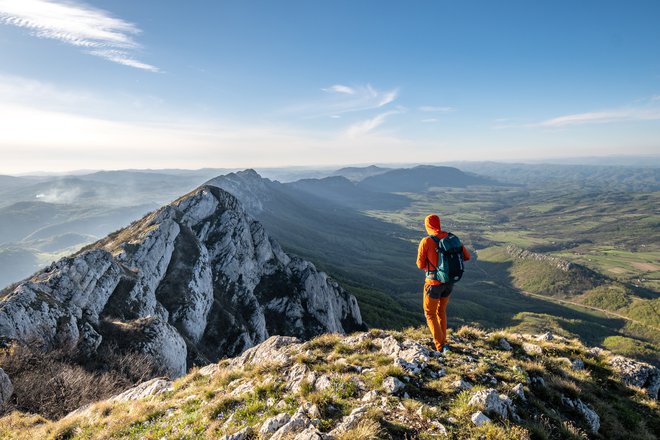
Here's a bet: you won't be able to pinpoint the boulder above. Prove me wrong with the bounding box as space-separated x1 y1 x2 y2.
471 411 491 426
378 336 431 374
270 409 313 440
468 388 513 419
452 379 473 390
499 338 512 351
522 342 543 356
220 426 252 440
260 413 291 436
562 396 600 433
608 356 660 399
536 332 554 341
112 378 173 402
229 335 300 369
382 376 405 394
329 405 370 436
293 426 327 440
286 363 318 393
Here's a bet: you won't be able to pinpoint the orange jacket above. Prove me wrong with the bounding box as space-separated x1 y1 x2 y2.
416 214 471 286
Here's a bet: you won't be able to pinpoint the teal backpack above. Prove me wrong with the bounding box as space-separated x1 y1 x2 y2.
425 233 465 283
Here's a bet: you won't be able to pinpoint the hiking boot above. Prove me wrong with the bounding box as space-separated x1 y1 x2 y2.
442 345 452 354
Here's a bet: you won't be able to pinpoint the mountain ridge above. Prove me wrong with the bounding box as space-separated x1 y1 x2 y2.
0 185 364 380
2 326 658 439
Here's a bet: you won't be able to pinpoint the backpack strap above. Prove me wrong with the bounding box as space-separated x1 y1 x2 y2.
427 235 441 271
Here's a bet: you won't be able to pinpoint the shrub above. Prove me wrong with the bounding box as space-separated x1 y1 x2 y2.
0 340 158 420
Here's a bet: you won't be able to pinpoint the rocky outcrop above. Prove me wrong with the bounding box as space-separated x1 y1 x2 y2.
0 186 364 378
608 356 660 399
7 328 658 439
561 396 600 433
468 389 515 419
506 245 604 295
0 368 12 405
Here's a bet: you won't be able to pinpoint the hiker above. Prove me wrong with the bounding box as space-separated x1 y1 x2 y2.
416 214 471 353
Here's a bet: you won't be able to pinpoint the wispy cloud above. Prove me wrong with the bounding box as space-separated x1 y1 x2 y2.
323 84 355 95
494 98 660 129
538 107 660 127
0 0 158 71
419 106 454 113
346 110 401 138
421 118 437 123
286 83 399 117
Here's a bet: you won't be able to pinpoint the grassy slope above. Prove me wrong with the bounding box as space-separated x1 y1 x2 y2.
3 326 658 440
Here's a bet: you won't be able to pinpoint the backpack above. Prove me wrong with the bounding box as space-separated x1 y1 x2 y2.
426 233 465 283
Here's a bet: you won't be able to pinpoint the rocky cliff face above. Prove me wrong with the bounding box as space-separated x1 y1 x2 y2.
0 186 364 378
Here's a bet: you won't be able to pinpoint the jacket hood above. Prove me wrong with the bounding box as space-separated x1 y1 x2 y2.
425 214 442 236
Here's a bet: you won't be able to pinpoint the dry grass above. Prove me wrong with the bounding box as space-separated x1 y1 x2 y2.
0 341 157 420
336 418 382 440
454 325 487 340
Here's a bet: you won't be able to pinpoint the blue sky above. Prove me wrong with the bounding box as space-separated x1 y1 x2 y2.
0 0 659 173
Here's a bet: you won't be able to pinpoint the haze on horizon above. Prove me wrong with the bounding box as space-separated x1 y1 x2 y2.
0 0 659 174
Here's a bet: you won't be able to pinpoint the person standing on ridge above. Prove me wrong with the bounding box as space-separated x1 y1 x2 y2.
416 214 471 353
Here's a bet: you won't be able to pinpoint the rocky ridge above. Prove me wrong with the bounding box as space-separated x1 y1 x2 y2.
5 326 658 439
0 185 364 378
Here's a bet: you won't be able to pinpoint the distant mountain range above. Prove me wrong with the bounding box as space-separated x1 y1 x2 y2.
357 165 497 192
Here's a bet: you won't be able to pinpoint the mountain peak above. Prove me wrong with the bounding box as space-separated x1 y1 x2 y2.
0 182 364 382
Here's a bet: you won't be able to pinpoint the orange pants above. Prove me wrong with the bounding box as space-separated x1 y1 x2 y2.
423 291 450 351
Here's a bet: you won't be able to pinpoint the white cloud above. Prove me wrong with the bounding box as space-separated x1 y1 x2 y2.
493 98 660 129
323 84 355 95
286 83 399 117
538 107 660 127
0 0 158 71
346 110 400 138
419 106 454 112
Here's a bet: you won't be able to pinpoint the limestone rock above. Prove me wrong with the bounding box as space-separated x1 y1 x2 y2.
377 336 432 374
315 374 333 391
471 411 491 426
562 396 600 433
220 426 252 440
260 413 291 436
330 405 370 436
522 342 543 356
229 335 300 369
512 383 525 400
271 409 313 440
609 356 660 399
468 388 513 419
571 359 585 371
293 426 326 440
499 338 512 351
198 363 221 377
0 185 364 380
452 379 473 390
286 363 318 393
112 378 173 402
0 368 13 404
382 376 405 394
536 332 554 341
